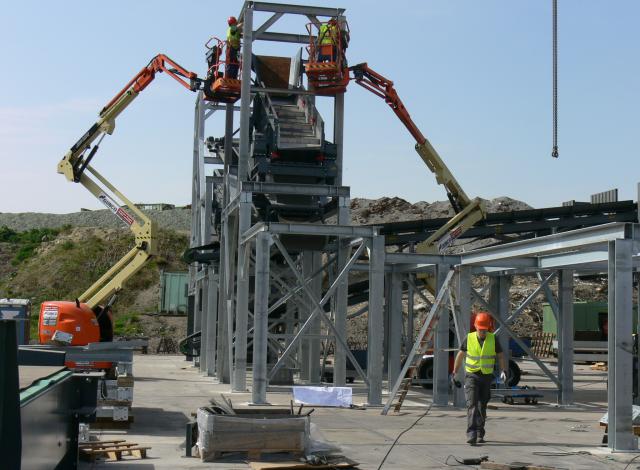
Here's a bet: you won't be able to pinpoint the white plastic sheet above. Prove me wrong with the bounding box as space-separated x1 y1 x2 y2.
292 386 352 408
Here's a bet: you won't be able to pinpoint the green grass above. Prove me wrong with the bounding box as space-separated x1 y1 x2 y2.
113 312 144 337
0 226 62 265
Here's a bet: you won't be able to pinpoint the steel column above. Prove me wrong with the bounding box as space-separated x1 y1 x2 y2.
232 194 252 391
367 234 385 405
489 276 511 374
607 239 636 450
237 5 253 182
252 232 271 404
306 251 322 383
387 272 403 387
454 266 472 407
557 269 574 405
334 196 350 386
433 265 451 405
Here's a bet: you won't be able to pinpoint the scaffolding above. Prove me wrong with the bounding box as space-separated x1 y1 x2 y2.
187 1 640 453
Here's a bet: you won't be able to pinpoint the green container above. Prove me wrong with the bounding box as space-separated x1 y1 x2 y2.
159 271 189 314
543 301 637 340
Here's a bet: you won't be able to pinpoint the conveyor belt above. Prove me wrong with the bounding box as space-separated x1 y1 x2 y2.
375 200 638 245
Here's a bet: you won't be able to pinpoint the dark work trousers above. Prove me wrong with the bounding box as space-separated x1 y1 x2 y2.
226 47 239 79
464 372 493 439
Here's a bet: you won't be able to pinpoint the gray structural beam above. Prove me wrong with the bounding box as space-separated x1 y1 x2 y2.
433 265 451 406
367 235 385 405
608 239 636 451
387 272 403 388
252 232 271 404
557 270 574 405
454 267 472 407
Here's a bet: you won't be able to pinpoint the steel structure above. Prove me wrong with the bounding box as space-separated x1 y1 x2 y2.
186 1 640 453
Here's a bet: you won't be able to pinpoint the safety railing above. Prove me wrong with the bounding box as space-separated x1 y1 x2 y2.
204 36 242 82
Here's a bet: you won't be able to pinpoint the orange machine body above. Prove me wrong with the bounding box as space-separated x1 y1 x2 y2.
38 301 112 370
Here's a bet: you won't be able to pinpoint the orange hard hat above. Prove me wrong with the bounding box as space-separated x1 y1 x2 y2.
474 312 492 330
228 16 237 26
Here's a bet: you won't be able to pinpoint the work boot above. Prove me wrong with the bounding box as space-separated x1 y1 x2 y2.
466 436 477 446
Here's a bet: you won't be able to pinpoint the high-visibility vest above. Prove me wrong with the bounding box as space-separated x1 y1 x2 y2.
227 26 241 49
319 23 337 45
465 332 496 374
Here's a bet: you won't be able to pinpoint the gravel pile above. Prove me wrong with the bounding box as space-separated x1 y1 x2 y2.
0 208 191 232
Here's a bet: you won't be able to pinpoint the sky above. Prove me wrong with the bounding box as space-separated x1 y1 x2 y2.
0 0 638 214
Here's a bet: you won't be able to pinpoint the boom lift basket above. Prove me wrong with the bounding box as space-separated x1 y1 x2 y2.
204 36 242 103
304 19 350 95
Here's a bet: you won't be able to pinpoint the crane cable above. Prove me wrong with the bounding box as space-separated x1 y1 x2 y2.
551 0 559 158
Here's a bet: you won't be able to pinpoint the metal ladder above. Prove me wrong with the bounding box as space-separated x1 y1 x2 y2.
382 269 455 415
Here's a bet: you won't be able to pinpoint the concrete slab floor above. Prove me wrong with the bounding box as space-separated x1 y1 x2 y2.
80 355 640 469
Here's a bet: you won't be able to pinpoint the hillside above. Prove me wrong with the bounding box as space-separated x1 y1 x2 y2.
0 226 189 341
0 195 608 348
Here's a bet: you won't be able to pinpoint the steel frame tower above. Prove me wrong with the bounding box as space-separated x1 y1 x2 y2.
188 1 640 449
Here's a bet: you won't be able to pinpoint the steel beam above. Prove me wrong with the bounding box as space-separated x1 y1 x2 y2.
253 11 283 37
460 223 631 265
472 289 560 387
253 32 310 44
305 251 322 384
367 235 385 405
244 2 345 17
607 239 636 450
232 194 252 391
241 181 349 197
334 196 350 386
454 266 472 407
387 272 403 387
489 276 511 376
433 265 451 406
268 238 368 384
251 232 271 404
242 222 376 244
557 269 574 405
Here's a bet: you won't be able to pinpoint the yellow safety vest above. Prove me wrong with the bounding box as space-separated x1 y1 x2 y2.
465 332 496 375
319 23 337 45
227 26 241 49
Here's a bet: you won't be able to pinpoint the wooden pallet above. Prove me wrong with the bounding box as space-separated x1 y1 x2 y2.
530 332 555 358
79 440 151 462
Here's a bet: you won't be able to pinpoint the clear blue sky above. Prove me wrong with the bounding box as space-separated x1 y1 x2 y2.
1 0 638 213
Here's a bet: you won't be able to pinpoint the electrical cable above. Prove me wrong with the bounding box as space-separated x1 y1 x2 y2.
532 451 591 457
622 454 640 470
376 403 432 470
445 454 488 466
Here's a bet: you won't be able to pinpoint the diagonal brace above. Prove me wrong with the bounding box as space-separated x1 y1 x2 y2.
472 289 560 387
268 236 368 384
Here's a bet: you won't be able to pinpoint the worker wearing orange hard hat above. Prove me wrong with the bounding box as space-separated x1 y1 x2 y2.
452 312 507 446
226 16 242 79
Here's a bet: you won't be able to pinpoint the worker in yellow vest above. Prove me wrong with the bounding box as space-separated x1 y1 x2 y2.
317 18 339 62
226 16 242 79
452 312 508 446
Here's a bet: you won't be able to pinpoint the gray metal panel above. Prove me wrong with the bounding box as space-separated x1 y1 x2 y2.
20 372 74 470
591 188 618 204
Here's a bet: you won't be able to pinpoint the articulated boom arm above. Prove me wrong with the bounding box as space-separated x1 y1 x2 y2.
57 54 200 308
349 63 485 253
